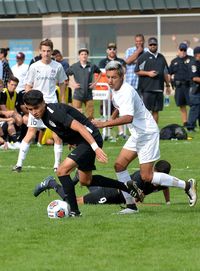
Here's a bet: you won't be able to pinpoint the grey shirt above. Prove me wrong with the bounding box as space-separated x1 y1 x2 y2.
67 61 101 101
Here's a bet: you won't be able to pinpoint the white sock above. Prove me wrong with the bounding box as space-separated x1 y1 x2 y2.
152 172 186 189
116 170 136 205
16 140 30 167
53 143 63 168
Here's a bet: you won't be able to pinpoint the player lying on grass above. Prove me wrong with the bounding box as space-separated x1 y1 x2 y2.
91 60 197 213
34 160 196 208
23 89 148 217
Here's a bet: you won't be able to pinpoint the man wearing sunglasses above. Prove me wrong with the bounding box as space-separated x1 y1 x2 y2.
99 43 126 69
135 37 171 123
169 43 193 127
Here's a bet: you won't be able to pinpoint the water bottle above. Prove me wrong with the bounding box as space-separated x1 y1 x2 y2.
164 95 170 106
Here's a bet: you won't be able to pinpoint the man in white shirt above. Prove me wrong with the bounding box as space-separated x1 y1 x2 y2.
92 61 197 214
11 52 29 93
12 39 67 173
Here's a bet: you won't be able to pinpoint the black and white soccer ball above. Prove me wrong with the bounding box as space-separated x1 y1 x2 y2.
47 200 70 219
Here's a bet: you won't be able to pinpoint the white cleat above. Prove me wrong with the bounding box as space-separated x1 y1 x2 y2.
118 206 139 215
185 178 197 207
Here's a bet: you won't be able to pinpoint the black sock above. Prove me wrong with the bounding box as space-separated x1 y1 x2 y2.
89 175 129 193
54 183 66 200
58 175 80 213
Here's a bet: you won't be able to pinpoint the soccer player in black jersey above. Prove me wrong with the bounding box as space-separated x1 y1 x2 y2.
24 89 135 217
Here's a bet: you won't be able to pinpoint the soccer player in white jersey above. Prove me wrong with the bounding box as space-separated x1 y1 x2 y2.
12 39 67 172
92 61 197 214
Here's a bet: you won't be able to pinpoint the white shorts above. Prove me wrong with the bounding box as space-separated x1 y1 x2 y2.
123 131 160 164
27 113 46 129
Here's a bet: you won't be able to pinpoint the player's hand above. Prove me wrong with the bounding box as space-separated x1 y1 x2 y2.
149 70 158 77
95 148 108 163
89 82 97 89
72 82 81 89
91 119 105 128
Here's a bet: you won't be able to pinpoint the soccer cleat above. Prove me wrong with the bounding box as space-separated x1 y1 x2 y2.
118 208 139 214
126 180 145 202
7 142 21 150
69 211 82 217
185 178 197 207
33 176 57 197
12 165 22 173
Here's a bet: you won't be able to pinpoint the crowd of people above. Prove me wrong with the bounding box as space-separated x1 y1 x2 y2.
0 35 198 216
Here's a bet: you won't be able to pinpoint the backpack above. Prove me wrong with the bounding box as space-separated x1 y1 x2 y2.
160 124 188 140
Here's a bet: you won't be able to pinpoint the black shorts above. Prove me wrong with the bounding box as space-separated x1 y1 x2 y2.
174 86 190 106
142 91 164 112
83 186 125 204
68 134 103 171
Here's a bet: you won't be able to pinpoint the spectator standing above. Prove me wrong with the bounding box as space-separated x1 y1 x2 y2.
12 39 67 172
0 48 13 87
11 52 29 93
125 34 147 93
135 37 171 123
67 48 101 120
99 42 126 69
169 43 193 126
99 42 126 139
187 46 200 131
52 49 69 73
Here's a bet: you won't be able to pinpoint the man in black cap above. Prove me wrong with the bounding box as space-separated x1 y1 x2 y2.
169 43 193 126
187 46 200 131
134 37 171 123
99 42 126 69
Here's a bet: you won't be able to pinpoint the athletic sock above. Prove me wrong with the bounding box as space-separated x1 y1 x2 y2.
58 175 80 213
54 183 66 200
16 140 30 167
89 175 129 192
116 170 136 205
152 172 186 189
53 143 63 169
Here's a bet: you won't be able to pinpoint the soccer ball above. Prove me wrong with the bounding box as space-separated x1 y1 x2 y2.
47 200 70 219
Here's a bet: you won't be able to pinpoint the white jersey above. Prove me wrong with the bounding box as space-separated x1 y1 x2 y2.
25 60 67 103
111 82 159 135
12 63 29 93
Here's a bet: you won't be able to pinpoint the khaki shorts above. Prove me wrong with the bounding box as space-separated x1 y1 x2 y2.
72 99 94 120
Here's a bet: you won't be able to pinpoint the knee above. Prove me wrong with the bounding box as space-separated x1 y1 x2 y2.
56 165 69 176
114 162 126 172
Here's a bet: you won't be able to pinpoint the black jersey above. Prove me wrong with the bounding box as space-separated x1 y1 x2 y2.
131 171 167 195
135 51 169 92
42 103 101 145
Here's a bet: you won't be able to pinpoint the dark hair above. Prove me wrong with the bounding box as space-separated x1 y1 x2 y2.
135 34 145 41
39 39 53 50
52 49 61 56
154 160 171 174
8 75 19 84
23 89 44 106
78 48 89 55
0 48 9 57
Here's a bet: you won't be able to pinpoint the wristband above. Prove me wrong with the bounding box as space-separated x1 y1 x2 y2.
91 142 98 151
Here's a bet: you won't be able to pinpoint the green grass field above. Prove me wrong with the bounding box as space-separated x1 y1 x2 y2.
1 98 200 271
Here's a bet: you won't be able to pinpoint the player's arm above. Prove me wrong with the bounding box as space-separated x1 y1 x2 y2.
126 47 143 65
70 119 108 163
92 115 133 128
163 188 170 205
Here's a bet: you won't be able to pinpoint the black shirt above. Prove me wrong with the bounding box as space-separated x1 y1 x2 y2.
135 51 169 92
169 55 193 81
131 171 167 195
66 61 101 100
98 57 126 69
42 103 101 145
